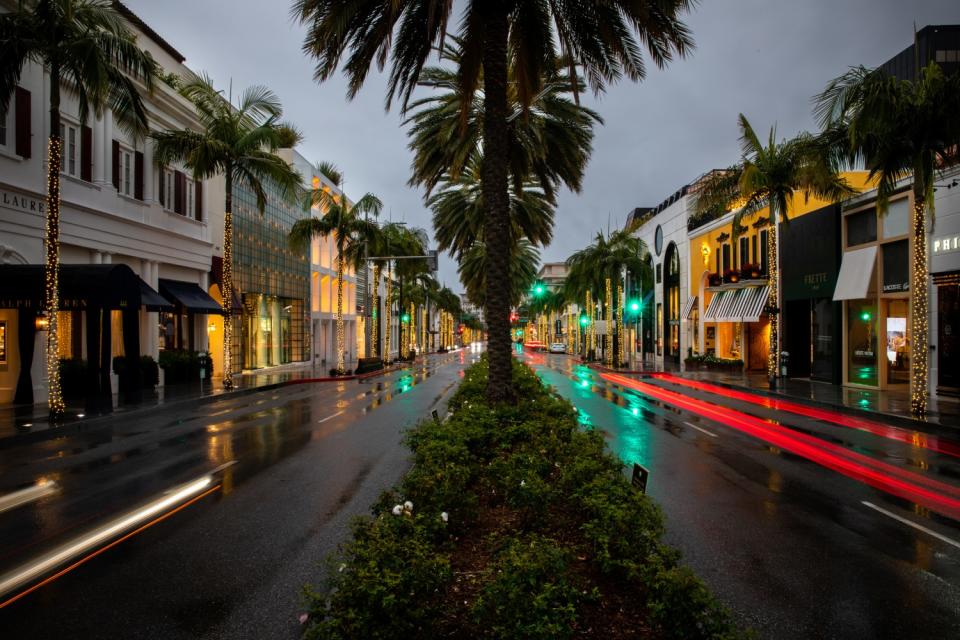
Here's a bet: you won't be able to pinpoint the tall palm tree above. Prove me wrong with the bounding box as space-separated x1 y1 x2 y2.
459 239 539 310
152 74 302 389
695 114 856 386
294 0 694 403
1 0 157 415
565 228 649 364
289 162 383 374
813 63 960 414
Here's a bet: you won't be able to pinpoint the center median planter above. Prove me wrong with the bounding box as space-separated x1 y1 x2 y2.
301 357 746 639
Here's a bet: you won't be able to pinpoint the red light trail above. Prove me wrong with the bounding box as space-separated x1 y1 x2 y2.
647 372 960 460
601 372 960 521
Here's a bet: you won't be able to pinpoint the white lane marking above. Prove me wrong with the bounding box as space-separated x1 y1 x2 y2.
684 421 718 438
862 501 960 550
318 410 346 424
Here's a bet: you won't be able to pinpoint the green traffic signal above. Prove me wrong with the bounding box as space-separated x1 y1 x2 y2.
860 311 871 322
579 314 590 326
401 313 411 323
533 284 545 296
629 300 640 312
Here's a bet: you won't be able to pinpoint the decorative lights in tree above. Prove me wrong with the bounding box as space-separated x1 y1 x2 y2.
45 136 65 416
372 264 381 358
605 278 613 366
766 222 779 384
384 266 392 362
223 207 235 388
911 199 929 414
617 283 625 367
336 254 346 373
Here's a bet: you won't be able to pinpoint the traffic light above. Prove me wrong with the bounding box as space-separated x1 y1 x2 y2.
401 313 411 324
579 313 590 326
533 283 545 296
629 300 640 313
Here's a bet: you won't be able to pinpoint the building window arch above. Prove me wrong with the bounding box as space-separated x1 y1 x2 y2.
662 242 681 362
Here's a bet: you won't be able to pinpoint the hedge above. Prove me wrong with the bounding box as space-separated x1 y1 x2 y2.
303 357 748 639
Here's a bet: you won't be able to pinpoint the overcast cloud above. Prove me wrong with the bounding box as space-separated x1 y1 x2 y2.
127 0 958 289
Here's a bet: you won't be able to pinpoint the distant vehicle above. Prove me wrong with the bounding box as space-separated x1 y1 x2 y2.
549 343 567 354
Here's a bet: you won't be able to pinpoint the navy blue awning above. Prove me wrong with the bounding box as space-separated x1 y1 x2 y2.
158 279 222 314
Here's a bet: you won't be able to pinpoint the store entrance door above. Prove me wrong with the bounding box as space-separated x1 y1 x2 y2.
939 284 959 392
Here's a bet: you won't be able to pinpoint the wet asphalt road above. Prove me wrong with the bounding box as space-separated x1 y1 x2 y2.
525 352 960 640
0 349 481 639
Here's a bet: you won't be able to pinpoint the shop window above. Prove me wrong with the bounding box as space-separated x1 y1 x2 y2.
939 285 960 390
656 303 662 356
760 229 769 274
847 300 878 386
882 240 909 293
884 299 909 385
0 106 7 148
882 198 909 239
739 237 749 269
59 122 79 177
846 209 877 247
721 244 731 273
111 310 124 357
751 235 758 265
0 321 6 364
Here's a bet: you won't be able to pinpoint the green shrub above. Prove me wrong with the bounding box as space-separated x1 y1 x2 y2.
472 535 592 640
112 355 160 390
647 560 742 640
158 349 213 385
304 513 452 640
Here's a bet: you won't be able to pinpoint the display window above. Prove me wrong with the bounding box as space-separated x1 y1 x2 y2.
847 300 878 386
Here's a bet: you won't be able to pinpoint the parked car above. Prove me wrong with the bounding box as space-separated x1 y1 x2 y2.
549 343 567 354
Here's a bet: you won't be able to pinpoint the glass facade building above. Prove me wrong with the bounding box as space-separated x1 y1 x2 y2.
232 179 309 371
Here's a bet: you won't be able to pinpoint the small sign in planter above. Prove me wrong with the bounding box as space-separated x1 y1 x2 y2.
631 463 650 494
432 409 440 424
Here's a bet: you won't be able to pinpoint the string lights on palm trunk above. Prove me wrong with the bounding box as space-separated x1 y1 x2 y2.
45 136 65 416
911 199 929 415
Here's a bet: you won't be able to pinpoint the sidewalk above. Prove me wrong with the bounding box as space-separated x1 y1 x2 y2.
0 358 403 445
677 370 960 430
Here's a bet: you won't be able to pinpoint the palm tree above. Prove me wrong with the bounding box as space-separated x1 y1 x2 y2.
289 162 383 374
813 63 960 414
694 114 856 386
152 75 302 389
565 228 649 365
1 0 157 415
459 239 539 310
294 0 694 403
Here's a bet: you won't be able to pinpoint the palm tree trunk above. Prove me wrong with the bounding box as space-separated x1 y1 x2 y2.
45 63 65 416
336 253 345 373
222 173 235 389
372 264 381 358
605 278 613 366
767 221 779 387
384 264 392 362
910 195 929 414
480 5 514 403
617 282 625 367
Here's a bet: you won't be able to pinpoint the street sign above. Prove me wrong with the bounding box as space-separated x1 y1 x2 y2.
631 463 649 494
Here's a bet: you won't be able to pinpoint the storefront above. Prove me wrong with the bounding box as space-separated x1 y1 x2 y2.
931 170 960 395
780 204 843 382
833 195 911 390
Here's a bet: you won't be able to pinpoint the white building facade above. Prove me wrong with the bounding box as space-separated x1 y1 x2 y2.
0 4 219 407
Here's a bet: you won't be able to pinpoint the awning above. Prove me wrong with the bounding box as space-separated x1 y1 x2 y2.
741 286 769 323
158 279 223 314
718 288 747 322
139 279 174 312
833 246 877 301
680 296 698 319
0 264 173 311
703 290 728 322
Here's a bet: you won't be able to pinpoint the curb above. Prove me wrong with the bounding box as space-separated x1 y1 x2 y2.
0 361 411 449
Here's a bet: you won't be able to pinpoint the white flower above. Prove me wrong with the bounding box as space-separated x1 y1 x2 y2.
338 563 346 573
392 504 403 516
404 500 414 511
520 480 526 487
441 512 449 523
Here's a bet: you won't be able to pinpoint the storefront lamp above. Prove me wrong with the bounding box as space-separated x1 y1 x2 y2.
35 313 49 332
208 321 216 333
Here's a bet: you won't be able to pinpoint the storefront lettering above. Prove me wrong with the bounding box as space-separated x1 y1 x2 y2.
803 272 828 290
1 190 45 214
933 235 960 255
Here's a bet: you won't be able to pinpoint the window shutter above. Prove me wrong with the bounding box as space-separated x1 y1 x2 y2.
80 126 92 182
195 179 203 221
174 170 184 214
134 151 144 200
14 87 30 159
158 168 165 207
111 140 120 189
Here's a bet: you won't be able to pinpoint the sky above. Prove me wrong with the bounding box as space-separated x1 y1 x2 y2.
127 0 958 290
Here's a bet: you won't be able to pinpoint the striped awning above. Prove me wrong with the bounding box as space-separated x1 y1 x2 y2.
741 286 769 323
703 286 769 323
680 296 698 319
703 291 728 322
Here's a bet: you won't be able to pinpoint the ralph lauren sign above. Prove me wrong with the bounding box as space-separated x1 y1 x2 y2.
1 190 45 214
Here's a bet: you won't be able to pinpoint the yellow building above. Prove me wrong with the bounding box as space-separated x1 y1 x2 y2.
687 172 873 378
